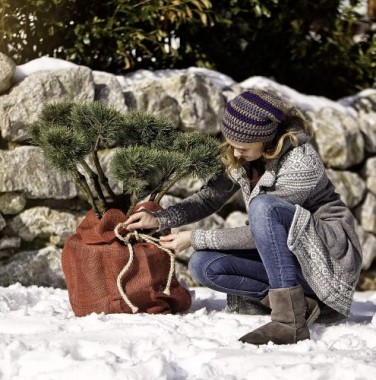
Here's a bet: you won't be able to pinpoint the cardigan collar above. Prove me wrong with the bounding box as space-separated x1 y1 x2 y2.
230 129 310 207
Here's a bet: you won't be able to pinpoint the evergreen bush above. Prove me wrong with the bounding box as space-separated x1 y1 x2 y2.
27 101 222 218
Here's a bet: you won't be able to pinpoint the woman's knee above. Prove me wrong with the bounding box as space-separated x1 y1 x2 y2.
249 195 278 231
189 250 234 288
249 195 278 216
188 251 216 285
249 195 294 232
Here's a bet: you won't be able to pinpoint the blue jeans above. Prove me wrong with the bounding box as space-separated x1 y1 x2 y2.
188 195 315 300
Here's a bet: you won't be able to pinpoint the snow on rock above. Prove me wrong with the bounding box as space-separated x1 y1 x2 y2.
13 57 78 83
116 67 236 91
0 284 376 379
240 76 355 115
13 56 236 94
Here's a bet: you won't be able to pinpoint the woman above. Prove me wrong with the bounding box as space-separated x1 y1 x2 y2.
124 89 362 346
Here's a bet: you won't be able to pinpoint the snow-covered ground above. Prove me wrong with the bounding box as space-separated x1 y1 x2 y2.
1 284 376 380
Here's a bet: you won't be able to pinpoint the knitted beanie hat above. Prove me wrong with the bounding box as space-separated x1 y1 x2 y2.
221 89 287 143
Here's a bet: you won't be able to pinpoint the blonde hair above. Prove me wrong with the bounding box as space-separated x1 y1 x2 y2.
221 106 313 174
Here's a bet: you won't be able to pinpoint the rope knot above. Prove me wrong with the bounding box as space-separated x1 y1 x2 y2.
113 221 176 314
120 230 142 245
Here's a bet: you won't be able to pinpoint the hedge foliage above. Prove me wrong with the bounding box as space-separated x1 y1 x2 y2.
0 0 374 98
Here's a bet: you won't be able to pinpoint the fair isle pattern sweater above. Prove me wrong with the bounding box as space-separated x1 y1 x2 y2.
154 141 362 316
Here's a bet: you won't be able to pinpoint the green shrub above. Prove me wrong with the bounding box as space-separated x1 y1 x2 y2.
1 0 374 98
0 0 212 71
27 102 222 217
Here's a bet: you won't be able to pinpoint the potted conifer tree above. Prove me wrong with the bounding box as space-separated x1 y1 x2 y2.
28 101 221 216
27 101 222 317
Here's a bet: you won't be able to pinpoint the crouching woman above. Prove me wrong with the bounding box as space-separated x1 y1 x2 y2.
124 89 362 346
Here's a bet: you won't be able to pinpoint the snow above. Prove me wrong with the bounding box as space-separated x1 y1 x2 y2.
13 57 78 83
13 55 362 117
1 284 376 380
12 56 236 91
115 67 236 90
240 76 355 115
11 56 368 118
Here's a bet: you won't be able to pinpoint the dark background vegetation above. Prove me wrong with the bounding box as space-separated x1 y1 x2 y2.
0 0 375 99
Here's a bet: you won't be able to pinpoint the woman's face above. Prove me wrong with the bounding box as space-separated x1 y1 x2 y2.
226 139 264 161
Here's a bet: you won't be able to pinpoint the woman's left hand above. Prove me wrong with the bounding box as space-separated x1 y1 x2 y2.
159 231 192 253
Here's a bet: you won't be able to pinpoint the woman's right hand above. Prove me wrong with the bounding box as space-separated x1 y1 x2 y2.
123 210 159 231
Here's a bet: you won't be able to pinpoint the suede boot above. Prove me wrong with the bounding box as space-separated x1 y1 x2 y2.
259 292 320 326
226 294 271 315
228 292 320 326
239 285 311 345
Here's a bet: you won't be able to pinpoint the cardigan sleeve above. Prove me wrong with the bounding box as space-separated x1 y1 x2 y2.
191 226 256 250
154 170 240 230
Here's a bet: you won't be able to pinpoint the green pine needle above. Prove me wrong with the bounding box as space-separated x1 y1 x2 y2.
39 101 75 126
173 132 222 180
111 146 188 197
70 102 127 148
26 100 223 210
122 110 177 149
26 121 43 145
40 126 91 173
123 177 150 199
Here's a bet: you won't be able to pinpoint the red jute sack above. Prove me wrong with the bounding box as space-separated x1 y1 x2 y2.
62 201 191 317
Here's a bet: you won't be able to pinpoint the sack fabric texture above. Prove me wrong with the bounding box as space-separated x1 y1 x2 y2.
62 201 191 317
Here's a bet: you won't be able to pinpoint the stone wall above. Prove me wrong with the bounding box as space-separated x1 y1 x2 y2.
0 53 376 289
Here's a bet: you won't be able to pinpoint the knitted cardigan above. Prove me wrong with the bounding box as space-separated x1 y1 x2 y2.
154 136 362 316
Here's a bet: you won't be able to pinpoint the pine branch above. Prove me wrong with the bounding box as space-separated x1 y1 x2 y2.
126 191 140 217
173 132 222 181
110 146 162 201
92 151 117 201
121 110 177 149
26 121 42 145
79 160 108 215
92 136 117 202
72 169 101 218
148 175 169 201
147 162 186 204
154 170 189 203
123 177 147 217
70 101 126 148
40 101 75 126
111 146 189 209
28 102 222 219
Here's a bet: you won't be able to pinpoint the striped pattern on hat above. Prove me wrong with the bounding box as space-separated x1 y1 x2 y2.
221 90 286 143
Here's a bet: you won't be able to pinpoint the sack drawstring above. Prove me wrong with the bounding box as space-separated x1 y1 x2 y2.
114 225 176 314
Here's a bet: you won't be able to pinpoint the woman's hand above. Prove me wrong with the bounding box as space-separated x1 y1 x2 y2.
159 231 192 253
123 210 159 231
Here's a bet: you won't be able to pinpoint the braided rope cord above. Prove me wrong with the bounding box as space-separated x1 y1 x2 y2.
114 223 176 313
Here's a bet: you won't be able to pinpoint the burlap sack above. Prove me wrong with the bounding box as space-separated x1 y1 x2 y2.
62 201 191 317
